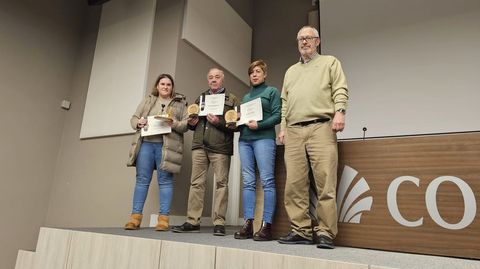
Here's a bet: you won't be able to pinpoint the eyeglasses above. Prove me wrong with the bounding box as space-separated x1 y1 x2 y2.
296 36 318 42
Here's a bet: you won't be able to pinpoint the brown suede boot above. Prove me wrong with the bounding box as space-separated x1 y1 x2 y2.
124 214 142 230
155 215 169 231
234 219 253 239
253 221 272 241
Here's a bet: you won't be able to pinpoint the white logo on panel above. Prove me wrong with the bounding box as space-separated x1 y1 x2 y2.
337 165 373 223
387 175 476 229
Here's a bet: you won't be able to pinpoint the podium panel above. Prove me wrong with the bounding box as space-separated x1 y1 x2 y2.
270 132 480 259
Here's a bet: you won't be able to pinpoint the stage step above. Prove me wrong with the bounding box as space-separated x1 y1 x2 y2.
14 250 35 269
16 227 391 269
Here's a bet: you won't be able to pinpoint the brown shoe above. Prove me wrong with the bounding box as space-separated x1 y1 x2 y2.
155 215 169 231
124 214 142 230
253 221 272 241
234 219 253 239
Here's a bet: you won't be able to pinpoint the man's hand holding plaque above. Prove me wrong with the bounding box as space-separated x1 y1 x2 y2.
225 109 239 129
187 103 199 118
187 104 200 126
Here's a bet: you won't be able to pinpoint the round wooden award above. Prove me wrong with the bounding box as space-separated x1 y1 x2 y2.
187 104 199 118
225 110 238 128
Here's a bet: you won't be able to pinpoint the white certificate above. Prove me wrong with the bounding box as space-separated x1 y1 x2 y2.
198 94 225 116
141 116 172 137
237 98 263 125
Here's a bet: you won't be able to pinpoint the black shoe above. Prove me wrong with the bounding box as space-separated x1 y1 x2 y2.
171 222 200 233
213 225 226 236
277 232 313 244
316 235 334 249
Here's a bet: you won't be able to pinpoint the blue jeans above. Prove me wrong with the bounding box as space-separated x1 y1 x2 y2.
132 141 173 215
239 139 276 223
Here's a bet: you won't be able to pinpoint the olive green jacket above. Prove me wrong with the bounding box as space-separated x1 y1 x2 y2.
189 89 239 155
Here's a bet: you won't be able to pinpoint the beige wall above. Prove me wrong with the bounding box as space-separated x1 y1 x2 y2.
45 0 250 228
1 1 306 268
45 0 186 227
0 1 92 268
226 0 253 27
252 0 314 89
4 0 477 267
321 0 480 139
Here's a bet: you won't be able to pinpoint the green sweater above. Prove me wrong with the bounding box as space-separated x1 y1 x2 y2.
281 53 348 131
239 83 281 140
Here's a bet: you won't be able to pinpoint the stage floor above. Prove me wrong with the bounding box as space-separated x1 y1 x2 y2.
70 226 480 269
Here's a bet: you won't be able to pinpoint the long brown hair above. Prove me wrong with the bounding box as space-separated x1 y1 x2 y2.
151 73 175 97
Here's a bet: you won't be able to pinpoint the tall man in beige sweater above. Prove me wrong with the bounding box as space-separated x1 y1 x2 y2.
277 26 349 249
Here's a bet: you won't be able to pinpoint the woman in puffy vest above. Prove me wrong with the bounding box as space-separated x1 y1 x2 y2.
125 73 188 231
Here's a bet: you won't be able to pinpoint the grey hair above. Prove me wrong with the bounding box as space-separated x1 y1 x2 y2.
297 25 319 38
207 68 225 78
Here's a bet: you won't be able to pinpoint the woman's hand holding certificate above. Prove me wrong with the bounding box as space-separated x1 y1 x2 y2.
237 98 263 125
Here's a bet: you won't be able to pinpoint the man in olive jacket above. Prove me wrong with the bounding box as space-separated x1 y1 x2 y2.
172 68 239 236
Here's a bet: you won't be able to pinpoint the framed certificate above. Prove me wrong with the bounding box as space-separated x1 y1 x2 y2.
237 98 263 125
198 94 225 116
141 116 172 136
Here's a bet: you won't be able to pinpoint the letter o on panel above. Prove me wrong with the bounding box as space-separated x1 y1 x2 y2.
425 176 476 230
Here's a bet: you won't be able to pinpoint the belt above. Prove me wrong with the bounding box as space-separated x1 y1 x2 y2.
292 118 330 126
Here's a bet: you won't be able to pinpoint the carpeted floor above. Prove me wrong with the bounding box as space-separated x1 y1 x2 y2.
71 226 480 269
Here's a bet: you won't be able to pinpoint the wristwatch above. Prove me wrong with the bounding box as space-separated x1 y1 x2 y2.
336 108 346 114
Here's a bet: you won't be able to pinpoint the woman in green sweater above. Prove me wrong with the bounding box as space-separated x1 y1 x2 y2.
234 60 281 241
